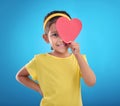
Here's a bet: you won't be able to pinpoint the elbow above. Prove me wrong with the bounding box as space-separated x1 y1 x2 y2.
15 67 29 83
86 77 96 87
15 71 24 82
15 72 20 82
15 73 26 84
87 81 96 86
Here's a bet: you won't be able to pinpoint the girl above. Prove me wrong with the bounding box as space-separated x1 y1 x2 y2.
16 10 96 106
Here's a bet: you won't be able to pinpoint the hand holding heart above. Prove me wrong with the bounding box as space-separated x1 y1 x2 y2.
56 17 82 43
68 41 80 55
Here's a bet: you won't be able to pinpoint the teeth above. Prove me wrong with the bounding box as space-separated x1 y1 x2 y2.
57 44 65 46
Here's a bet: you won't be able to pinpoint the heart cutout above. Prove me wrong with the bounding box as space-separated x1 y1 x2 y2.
56 17 82 43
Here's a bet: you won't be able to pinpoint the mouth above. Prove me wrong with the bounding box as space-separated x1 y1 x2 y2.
56 44 65 47
56 43 68 47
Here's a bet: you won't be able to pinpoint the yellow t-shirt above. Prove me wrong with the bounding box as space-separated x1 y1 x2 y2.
25 53 87 106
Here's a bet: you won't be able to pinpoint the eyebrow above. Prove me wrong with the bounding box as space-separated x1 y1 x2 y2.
50 31 58 34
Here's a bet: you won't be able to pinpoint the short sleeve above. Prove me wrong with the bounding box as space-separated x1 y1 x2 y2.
25 56 37 80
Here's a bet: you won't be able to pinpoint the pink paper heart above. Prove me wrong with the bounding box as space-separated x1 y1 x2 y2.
56 17 82 43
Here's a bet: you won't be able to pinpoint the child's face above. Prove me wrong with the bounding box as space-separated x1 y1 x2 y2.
47 23 69 54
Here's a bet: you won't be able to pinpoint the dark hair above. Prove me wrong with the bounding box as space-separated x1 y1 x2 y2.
44 10 71 34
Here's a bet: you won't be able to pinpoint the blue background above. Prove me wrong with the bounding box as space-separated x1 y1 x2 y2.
0 0 120 106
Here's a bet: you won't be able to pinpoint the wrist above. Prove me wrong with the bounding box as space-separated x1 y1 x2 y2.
72 49 80 55
74 53 82 59
74 51 81 56
35 84 40 92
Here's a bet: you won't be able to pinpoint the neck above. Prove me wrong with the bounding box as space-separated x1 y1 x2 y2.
50 51 71 58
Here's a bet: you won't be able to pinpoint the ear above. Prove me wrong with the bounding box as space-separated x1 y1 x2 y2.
42 34 49 43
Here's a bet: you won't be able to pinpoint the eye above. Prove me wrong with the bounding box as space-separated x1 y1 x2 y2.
51 33 58 37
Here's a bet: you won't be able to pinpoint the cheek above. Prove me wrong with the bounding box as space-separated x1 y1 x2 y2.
48 37 55 45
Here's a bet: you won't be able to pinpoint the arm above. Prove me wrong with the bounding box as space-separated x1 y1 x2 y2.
16 67 43 96
69 42 96 86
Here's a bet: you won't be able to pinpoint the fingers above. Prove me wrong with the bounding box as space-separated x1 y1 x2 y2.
68 41 79 48
67 41 80 54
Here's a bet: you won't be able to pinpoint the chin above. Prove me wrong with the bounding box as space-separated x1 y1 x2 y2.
56 49 68 54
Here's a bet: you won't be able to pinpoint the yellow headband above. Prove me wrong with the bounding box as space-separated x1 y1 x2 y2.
43 13 71 29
